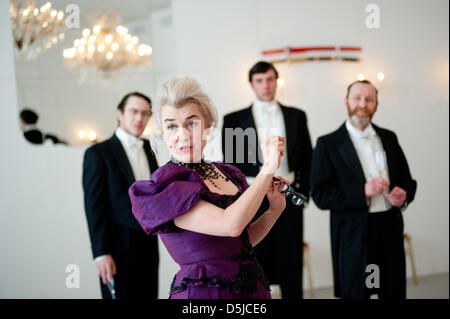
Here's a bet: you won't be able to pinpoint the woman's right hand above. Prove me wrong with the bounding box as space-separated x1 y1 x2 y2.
260 135 285 175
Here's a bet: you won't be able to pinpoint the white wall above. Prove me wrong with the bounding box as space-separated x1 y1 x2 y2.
0 1 99 298
0 0 448 298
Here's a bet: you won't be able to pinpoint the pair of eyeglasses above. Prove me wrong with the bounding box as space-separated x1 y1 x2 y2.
272 177 307 206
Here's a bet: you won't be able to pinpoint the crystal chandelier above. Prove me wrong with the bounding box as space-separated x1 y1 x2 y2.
10 0 66 59
63 12 152 75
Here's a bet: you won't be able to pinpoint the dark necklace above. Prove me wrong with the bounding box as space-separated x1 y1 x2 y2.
170 156 229 190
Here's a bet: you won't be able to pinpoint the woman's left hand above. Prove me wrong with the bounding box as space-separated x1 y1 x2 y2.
267 176 287 213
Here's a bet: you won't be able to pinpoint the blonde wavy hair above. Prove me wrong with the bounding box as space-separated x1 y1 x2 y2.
153 77 218 135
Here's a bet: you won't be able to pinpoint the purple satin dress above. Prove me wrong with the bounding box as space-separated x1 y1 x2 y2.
129 161 271 299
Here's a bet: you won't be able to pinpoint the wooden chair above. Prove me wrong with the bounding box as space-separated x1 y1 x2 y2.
303 241 314 297
403 233 418 285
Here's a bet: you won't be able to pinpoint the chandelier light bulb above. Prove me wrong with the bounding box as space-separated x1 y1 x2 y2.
111 42 119 51
82 29 90 37
138 45 145 56
357 74 366 81
377 72 385 81
41 2 51 13
93 25 101 34
97 44 105 52
57 11 64 20
138 44 152 56
116 25 128 35
51 9 57 18
63 48 76 59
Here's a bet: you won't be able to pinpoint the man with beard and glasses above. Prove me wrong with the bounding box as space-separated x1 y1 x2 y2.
310 80 417 299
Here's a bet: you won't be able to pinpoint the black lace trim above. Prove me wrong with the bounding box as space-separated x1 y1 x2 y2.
170 231 270 297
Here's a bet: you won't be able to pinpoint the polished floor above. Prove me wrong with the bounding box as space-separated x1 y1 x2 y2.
299 272 449 299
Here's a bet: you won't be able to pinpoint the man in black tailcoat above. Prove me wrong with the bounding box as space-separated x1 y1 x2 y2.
311 80 417 299
83 92 159 299
222 61 312 298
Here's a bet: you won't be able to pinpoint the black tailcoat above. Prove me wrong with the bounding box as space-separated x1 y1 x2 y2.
83 134 160 298
311 123 417 298
222 104 313 298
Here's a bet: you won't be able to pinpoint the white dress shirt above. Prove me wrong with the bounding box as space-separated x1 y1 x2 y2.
115 127 151 182
95 128 151 262
346 120 391 213
246 99 295 185
22 124 38 133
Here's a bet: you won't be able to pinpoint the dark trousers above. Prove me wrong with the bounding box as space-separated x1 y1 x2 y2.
100 224 159 299
253 196 303 299
365 210 406 299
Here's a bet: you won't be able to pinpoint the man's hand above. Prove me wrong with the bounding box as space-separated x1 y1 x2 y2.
96 255 117 284
365 177 389 197
385 186 407 207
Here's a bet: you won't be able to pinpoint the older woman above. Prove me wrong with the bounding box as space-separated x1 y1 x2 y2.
129 77 287 299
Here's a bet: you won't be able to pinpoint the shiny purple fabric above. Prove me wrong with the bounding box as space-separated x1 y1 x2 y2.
129 161 271 299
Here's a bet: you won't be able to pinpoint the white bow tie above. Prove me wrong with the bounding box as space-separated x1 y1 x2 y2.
359 129 376 139
262 104 278 114
128 138 144 148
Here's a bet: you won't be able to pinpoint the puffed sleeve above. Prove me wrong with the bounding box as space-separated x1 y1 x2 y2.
129 163 205 235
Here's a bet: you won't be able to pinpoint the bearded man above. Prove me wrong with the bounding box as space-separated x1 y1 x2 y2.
310 80 417 299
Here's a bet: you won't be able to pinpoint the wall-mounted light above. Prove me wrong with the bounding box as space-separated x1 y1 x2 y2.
143 127 151 136
78 130 86 139
277 78 284 86
88 131 97 142
356 72 385 83
78 129 97 143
